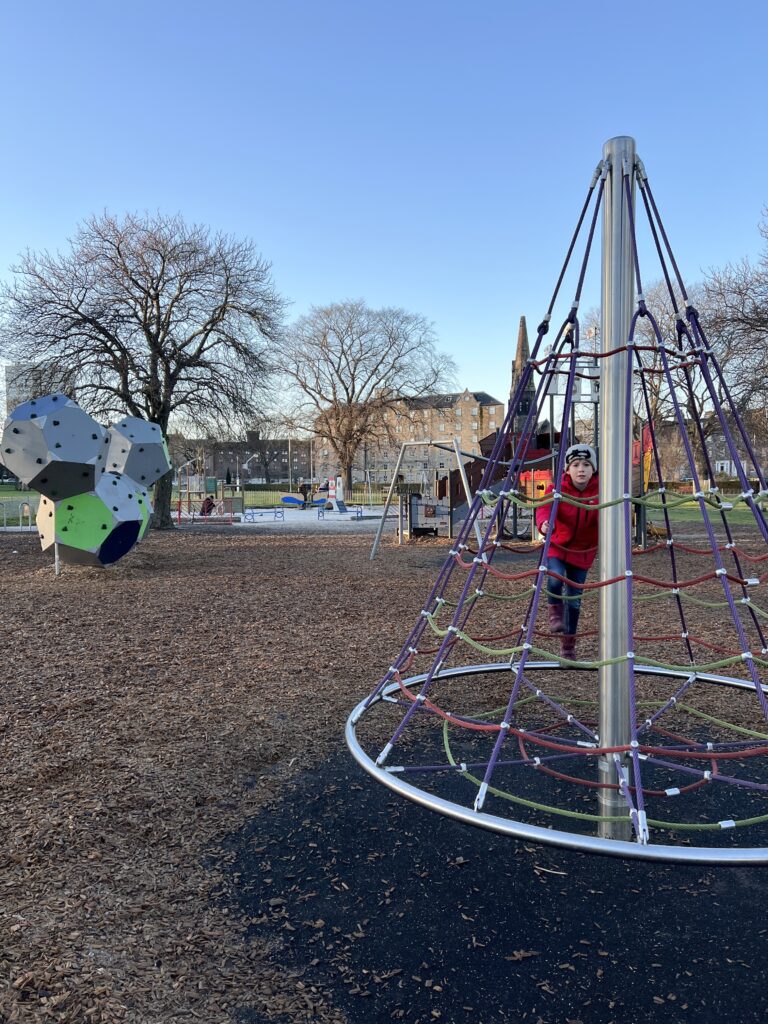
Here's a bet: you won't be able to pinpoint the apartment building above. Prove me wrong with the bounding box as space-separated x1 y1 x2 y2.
351 390 506 485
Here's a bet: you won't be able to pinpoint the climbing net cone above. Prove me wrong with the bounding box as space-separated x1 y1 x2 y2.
347 144 768 863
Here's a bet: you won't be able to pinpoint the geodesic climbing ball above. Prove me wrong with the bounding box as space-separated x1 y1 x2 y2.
0 394 109 499
105 416 171 486
36 472 148 566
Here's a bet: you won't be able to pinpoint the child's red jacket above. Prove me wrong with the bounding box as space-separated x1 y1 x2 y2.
534 472 600 570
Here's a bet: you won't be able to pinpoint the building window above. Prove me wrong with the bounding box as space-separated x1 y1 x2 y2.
489 421 496 429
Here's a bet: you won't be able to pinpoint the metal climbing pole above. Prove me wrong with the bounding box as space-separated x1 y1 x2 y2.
597 135 635 839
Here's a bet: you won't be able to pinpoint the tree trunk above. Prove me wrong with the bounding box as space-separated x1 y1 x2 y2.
344 464 353 495
151 471 176 529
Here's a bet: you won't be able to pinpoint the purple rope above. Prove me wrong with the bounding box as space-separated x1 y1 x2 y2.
633 348 695 661
651 311 768 717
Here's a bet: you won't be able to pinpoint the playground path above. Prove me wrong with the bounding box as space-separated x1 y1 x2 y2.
0 527 765 1023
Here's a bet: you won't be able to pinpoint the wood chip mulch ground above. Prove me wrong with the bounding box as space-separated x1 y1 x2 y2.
2 525 768 1024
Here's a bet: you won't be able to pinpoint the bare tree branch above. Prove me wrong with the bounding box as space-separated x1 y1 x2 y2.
0 212 286 526
280 300 456 489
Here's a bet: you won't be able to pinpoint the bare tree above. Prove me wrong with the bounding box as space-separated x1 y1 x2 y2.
281 300 456 490
247 414 287 484
0 212 285 526
585 277 765 481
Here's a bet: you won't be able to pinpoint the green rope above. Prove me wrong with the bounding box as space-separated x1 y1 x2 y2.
421 611 768 672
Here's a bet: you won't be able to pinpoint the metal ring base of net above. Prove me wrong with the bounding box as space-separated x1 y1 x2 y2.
346 662 768 864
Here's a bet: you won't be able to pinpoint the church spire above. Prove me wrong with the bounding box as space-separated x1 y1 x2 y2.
512 314 530 386
510 316 534 431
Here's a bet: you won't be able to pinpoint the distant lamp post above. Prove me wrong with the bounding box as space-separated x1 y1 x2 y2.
242 453 258 475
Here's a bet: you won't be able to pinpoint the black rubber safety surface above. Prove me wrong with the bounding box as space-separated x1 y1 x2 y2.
225 745 768 1024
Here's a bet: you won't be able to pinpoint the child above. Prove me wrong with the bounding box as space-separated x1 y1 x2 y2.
534 444 599 660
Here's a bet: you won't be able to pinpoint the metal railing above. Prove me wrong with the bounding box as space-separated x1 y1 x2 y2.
0 502 34 530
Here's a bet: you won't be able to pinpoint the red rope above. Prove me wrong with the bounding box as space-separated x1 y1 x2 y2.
393 675 768 761
516 734 716 796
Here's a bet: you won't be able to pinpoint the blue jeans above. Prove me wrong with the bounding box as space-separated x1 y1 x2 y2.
546 555 588 634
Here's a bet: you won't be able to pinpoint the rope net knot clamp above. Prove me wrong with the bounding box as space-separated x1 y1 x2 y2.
407 646 418 655
741 652 754 662
627 651 635 660
376 742 393 766
474 588 485 597
416 693 427 703
672 587 680 595
665 787 681 797
435 596 446 606
625 570 633 578
666 538 674 547
719 820 736 830
745 577 759 586
500 720 510 731
681 631 689 639
715 568 727 577
637 810 649 844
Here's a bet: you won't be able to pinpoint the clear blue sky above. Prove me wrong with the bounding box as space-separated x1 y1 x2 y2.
1 0 766 404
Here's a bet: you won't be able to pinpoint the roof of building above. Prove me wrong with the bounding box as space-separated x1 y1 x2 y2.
406 390 503 410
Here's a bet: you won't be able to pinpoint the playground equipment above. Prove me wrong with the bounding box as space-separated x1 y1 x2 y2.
0 394 169 569
0 394 109 499
348 136 768 863
105 416 170 485
37 473 150 566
